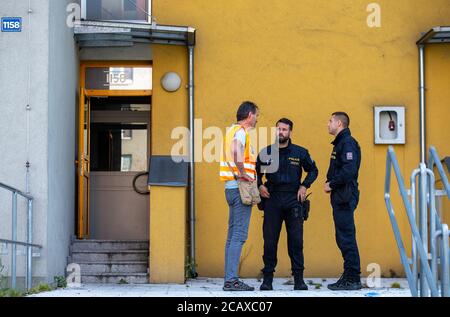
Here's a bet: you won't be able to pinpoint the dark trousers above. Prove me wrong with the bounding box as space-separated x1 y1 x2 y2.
262 191 304 275
331 199 361 276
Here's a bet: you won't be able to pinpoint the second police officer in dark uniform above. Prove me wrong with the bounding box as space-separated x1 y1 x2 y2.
256 118 318 291
324 112 362 291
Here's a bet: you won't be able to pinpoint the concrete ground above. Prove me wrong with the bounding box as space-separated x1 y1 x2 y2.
28 277 411 297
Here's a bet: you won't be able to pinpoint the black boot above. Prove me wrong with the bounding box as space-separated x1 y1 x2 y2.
327 272 362 291
260 272 273 291
327 273 346 290
293 271 308 291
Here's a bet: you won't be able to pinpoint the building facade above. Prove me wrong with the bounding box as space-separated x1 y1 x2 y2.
0 0 449 287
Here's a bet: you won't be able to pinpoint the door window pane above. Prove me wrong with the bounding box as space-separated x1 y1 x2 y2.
90 124 148 172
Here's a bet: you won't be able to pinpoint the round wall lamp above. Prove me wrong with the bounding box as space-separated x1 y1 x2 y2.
161 72 182 92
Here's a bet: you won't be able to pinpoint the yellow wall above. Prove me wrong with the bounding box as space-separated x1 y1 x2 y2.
151 0 450 278
150 44 189 283
152 45 188 155
149 186 187 283
427 44 450 226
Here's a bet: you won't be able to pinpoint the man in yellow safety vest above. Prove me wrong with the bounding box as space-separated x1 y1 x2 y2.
219 101 259 291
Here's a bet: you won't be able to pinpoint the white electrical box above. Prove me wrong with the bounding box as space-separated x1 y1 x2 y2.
374 106 405 144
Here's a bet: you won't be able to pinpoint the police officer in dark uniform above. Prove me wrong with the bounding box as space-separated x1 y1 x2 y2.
256 118 318 291
324 112 362 291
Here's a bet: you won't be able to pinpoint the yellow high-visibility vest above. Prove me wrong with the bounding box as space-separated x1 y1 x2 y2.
219 125 256 181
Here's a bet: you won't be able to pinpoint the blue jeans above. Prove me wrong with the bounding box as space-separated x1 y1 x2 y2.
224 188 252 282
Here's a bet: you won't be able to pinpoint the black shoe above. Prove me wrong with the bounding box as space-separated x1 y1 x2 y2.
293 272 308 291
223 280 255 291
327 274 362 291
327 273 346 290
260 273 273 291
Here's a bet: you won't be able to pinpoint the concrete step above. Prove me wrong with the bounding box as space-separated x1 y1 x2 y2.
69 250 148 262
78 261 148 274
71 240 149 252
81 273 149 284
69 240 150 283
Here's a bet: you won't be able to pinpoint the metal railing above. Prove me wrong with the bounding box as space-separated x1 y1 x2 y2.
428 146 450 196
384 146 449 297
428 146 450 296
0 182 41 290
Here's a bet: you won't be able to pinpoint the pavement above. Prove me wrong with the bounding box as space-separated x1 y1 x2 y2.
28 277 411 297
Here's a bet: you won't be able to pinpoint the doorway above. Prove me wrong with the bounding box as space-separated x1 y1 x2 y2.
77 62 152 240
89 96 150 239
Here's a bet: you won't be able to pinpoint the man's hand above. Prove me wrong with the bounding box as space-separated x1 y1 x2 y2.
297 186 307 202
324 182 332 193
259 185 270 199
237 174 254 183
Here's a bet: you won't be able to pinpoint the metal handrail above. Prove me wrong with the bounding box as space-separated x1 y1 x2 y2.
428 146 450 296
0 183 33 200
0 239 41 249
409 168 419 292
0 182 41 290
428 146 450 197
433 225 450 297
409 163 444 296
384 147 439 296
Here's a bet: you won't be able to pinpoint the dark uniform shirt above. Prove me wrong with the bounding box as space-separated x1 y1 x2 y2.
326 128 361 203
257 140 318 192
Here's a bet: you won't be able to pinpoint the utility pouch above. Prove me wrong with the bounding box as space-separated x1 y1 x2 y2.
237 179 261 206
299 193 311 221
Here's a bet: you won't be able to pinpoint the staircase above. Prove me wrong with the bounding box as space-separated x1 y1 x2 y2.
68 240 149 284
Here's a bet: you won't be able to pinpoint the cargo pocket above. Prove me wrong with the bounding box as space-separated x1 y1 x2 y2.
290 206 303 221
332 183 352 205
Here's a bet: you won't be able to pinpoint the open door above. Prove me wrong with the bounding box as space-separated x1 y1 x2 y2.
77 94 91 239
77 62 153 239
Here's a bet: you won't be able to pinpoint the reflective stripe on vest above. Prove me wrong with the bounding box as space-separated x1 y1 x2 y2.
219 125 256 181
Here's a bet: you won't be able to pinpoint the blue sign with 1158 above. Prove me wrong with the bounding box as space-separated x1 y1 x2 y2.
1 17 22 32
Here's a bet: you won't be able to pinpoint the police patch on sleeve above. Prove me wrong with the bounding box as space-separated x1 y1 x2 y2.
346 152 353 160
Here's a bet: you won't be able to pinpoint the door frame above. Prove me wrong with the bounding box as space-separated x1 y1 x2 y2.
77 61 153 239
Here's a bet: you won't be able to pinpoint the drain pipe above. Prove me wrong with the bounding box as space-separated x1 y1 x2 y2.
188 45 197 277
418 44 429 296
25 0 33 193
25 0 33 291
419 45 426 164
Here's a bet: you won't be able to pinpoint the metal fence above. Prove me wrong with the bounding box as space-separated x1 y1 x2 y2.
0 182 41 290
384 146 449 297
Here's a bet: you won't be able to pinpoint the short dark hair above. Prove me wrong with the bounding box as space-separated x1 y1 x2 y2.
332 112 350 128
236 101 258 122
276 118 294 130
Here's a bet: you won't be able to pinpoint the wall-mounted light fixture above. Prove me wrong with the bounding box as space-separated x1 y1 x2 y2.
161 72 181 92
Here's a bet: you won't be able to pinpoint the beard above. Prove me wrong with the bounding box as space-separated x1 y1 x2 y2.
278 135 289 144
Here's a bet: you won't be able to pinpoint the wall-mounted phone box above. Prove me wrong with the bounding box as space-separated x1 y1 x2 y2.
374 106 405 144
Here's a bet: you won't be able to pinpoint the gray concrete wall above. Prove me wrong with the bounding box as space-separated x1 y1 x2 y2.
46 0 78 282
0 0 152 287
0 0 50 281
0 0 79 286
